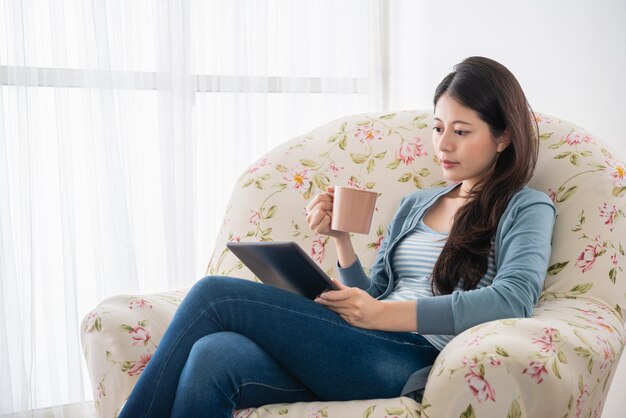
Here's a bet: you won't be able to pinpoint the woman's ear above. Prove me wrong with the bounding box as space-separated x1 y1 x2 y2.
496 131 511 153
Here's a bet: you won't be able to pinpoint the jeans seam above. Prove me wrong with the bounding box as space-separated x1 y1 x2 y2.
229 382 311 405
143 310 209 416
205 297 429 348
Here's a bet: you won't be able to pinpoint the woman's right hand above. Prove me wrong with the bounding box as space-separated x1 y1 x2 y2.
305 186 346 238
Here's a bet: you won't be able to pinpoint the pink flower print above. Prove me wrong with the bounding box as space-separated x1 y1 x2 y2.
593 234 607 249
575 384 589 418
283 166 311 193
523 361 548 384
233 409 256 418
129 326 151 347
611 253 618 266
596 337 615 370
354 125 383 144
564 131 594 146
374 234 384 250
547 188 557 204
462 356 478 369
249 210 261 226
347 176 363 190
579 309 614 333
305 406 328 418
97 381 106 399
576 244 600 273
230 235 241 242
531 327 558 354
326 162 343 177
83 311 98 332
462 336 481 347
127 351 153 377
310 236 327 263
606 158 626 188
464 367 496 403
534 114 553 124
489 356 502 367
396 137 428 165
128 298 152 310
246 157 270 174
599 202 618 231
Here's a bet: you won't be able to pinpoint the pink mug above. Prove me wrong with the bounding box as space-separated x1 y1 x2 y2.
331 186 378 234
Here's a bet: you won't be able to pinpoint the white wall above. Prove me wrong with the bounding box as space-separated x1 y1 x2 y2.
386 0 626 159
385 1 626 416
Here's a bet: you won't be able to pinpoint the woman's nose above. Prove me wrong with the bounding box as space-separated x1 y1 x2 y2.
437 131 453 152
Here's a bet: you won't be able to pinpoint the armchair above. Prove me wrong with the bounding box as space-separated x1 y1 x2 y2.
81 110 626 417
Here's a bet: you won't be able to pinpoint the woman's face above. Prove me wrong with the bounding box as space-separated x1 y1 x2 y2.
432 93 510 193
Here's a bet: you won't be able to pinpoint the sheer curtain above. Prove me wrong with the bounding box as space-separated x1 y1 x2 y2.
0 0 383 415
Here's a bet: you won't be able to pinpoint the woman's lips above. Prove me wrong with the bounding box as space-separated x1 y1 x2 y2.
441 159 459 169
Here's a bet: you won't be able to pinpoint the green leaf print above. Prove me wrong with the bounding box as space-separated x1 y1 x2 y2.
507 399 522 418
387 158 401 169
557 186 578 203
495 346 509 357
385 407 405 415
460 404 476 418
552 359 562 378
547 261 569 276
554 151 572 159
398 173 412 182
417 168 431 177
299 158 317 168
363 405 376 418
351 153 368 164
570 154 581 166
570 283 593 295
412 174 422 188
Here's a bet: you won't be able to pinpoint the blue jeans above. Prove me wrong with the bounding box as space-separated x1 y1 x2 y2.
118 276 439 418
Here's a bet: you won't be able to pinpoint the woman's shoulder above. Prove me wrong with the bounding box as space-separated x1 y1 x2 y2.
509 186 556 209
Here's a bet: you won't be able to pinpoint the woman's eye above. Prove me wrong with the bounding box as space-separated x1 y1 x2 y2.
455 130 468 136
433 127 442 133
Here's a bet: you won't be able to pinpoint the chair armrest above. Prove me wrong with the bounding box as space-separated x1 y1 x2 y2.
80 289 188 418
422 298 625 418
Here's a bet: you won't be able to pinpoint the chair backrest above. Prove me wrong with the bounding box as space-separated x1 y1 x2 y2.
206 111 626 321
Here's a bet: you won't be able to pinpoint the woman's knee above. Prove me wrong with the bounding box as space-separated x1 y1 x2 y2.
186 275 245 304
188 332 241 370
183 332 255 386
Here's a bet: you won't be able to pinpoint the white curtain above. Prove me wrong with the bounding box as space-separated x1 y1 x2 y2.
0 0 383 414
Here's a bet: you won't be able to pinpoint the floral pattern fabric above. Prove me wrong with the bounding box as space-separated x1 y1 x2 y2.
81 110 626 418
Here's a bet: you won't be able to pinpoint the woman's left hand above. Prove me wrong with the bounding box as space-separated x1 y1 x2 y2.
315 279 384 330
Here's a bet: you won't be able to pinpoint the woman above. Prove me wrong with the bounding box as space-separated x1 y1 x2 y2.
119 56 556 417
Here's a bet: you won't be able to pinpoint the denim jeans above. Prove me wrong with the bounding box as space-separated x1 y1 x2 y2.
118 276 439 418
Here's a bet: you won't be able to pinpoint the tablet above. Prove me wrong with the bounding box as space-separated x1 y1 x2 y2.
226 241 340 299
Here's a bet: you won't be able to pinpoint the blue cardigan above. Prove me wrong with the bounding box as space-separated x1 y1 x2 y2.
338 183 557 337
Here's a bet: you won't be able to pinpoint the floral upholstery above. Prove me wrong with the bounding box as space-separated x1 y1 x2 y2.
81 110 626 418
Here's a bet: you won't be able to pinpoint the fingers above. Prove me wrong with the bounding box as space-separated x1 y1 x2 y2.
306 207 331 230
315 288 354 302
305 192 333 214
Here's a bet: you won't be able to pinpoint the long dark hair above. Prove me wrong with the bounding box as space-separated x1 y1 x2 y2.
430 56 539 295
